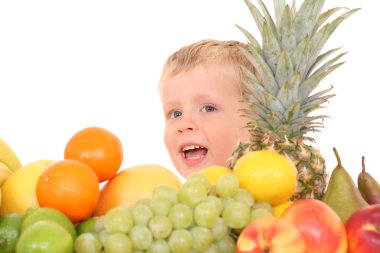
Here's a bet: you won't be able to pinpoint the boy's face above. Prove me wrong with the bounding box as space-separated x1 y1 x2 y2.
161 64 250 177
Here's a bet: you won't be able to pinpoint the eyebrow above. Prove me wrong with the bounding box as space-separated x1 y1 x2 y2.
163 93 216 107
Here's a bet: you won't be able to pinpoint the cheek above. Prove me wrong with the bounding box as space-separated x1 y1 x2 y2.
163 124 174 148
206 124 241 156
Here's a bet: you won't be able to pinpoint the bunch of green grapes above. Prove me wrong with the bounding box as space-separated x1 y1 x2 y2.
74 173 274 253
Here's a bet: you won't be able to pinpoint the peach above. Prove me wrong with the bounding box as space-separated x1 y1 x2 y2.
281 199 347 253
236 216 306 253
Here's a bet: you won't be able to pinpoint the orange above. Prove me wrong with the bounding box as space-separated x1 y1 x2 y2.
36 159 100 222
94 164 182 216
64 126 123 183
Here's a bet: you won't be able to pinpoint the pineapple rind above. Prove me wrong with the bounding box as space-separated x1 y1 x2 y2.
229 133 326 200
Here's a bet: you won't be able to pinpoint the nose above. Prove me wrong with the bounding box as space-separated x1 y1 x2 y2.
177 116 197 134
178 126 194 133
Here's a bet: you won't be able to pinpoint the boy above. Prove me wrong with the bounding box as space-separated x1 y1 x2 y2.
159 39 256 178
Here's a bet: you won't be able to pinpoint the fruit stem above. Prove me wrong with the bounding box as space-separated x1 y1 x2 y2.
362 156 366 173
333 147 342 167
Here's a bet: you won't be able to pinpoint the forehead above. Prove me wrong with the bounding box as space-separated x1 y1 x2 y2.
159 63 241 97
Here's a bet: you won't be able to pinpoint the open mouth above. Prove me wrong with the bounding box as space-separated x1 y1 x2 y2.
182 145 208 160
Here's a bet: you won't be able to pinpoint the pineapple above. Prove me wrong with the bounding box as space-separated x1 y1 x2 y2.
229 0 359 200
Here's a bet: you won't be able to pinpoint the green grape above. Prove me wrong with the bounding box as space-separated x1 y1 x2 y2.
215 235 236 253
148 215 172 239
97 229 111 246
135 198 151 206
211 217 229 241
168 203 193 229
104 206 134 234
146 239 170 253
205 195 223 215
177 181 208 208
216 174 239 197
128 224 153 251
222 201 251 229
95 216 105 232
104 233 132 253
132 203 153 225
168 229 193 253
234 188 254 207
203 243 219 253
76 217 98 235
250 208 273 222
208 185 217 196
193 202 219 228
252 201 274 215
148 196 173 216
220 197 235 209
74 233 102 253
186 173 211 192
190 226 213 252
232 227 244 236
152 185 179 204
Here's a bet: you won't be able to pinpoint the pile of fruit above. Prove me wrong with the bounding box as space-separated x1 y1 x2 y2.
1 126 379 253
1 0 380 252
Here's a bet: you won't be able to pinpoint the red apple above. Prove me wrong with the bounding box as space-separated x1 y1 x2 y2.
236 216 306 253
281 199 347 253
346 204 380 253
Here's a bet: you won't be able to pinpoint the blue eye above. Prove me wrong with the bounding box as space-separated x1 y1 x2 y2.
171 110 182 118
202 105 215 112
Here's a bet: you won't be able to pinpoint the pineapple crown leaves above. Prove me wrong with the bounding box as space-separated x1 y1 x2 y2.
237 0 359 137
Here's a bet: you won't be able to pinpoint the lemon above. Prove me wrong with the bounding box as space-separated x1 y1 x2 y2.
0 162 13 186
233 150 297 206
0 162 14 209
198 165 232 185
0 160 53 215
273 200 293 217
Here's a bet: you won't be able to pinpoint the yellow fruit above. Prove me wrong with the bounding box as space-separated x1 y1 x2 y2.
273 200 293 217
233 150 297 206
0 162 14 209
198 165 232 185
94 164 182 216
0 162 13 186
0 138 22 172
0 160 53 215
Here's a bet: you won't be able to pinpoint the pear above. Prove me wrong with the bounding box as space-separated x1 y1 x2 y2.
358 156 380 204
322 148 368 223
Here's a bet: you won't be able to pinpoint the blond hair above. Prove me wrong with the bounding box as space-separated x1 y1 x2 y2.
158 39 256 95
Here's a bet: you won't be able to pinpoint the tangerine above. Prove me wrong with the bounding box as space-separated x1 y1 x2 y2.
64 126 123 182
94 164 182 216
36 159 100 222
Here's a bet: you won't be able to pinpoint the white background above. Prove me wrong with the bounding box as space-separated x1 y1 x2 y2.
1 0 379 183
